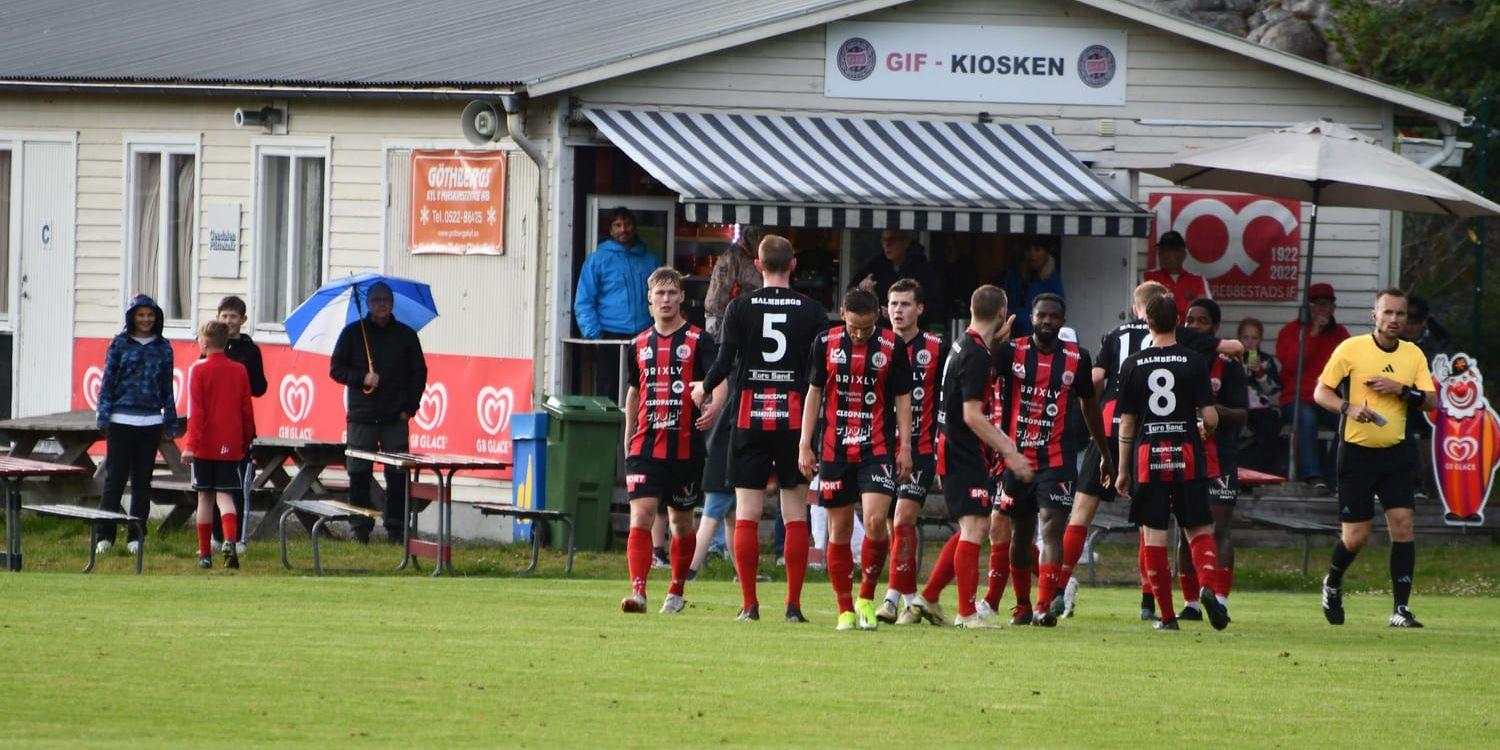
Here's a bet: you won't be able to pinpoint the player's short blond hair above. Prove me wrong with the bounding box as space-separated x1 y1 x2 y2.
1133 280 1168 310
200 320 230 349
970 285 1008 323
647 266 684 291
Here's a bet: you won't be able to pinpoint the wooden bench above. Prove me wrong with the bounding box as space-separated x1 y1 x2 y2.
470 502 576 574
22 504 144 574
1240 511 1340 576
278 499 388 576
152 477 278 533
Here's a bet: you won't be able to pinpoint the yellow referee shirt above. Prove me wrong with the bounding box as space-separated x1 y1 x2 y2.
1318 334 1434 448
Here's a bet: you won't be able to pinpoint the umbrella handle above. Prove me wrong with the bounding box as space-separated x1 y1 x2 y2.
360 317 377 396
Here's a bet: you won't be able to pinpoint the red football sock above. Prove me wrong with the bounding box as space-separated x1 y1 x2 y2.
889 524 918 595
668 534 694 597
1059 523 1088 588
1217 567 1234 599
1138 535 1153 594
954 540 981 618
1188 534 1220 596
626 527 651 597
221 513 239 546
921 532 960 603
1145 544 1176 622
983 542 1010 611
196 522 213 557
1180 568 1201 605
733 520 760 609
859 535 889 601
828 541 854 614
783 520 809 609
1036 563 1060 610
1011 562 1032 607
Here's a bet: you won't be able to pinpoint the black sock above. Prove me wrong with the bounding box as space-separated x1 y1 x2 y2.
1140 592 1155 610
1390 541 1415 609
1327 541 1358 588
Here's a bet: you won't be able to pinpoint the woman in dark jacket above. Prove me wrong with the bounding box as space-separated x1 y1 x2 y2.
94 294 178 554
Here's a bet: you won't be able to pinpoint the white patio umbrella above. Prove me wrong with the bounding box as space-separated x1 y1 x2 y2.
1144 119 1500 481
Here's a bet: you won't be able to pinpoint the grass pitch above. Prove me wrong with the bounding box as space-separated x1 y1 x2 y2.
2 562 1496 748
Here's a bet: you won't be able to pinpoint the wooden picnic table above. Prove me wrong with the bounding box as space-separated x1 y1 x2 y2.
344 450 511 576
1 456 89 571
0 409 188 492
247 436 355 540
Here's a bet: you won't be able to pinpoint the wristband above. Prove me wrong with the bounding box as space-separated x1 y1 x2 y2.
1339 401 1350 415
1404 386 1426 407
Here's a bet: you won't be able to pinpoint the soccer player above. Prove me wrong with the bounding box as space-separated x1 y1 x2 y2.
695 235 829 622
799 288 913 631
1114 294 1229 631
987 293 1113 626
621 267 723 614
1056 281 1240 620
879 279 949 624
1175 299 1248 622
1314 288 1435 628
905 285 1033 629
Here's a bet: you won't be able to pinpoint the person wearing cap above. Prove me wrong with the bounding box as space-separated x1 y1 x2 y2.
1144 230 1211 322
1276 282 1350 491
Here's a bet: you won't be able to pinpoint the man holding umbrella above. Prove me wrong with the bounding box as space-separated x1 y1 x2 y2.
330 282 429 543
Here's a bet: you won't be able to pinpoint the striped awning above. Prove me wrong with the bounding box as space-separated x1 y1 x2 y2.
585 108 1150 237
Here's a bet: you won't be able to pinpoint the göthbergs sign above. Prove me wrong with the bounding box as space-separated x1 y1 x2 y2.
826 21 1126 106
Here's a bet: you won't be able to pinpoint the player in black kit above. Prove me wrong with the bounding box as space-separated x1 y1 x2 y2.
695 235 829 623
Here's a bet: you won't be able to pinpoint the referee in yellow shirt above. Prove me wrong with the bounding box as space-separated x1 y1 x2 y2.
1313 288 1435 628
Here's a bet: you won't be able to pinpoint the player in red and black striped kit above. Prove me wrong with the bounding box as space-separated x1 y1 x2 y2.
986 294 1113 626
621 268 725 615
1114 294 1230 631
1174 298 1248 622
694 235 828 623
798 288 912 631
879 279 949 625
1056 281 1241 621
905 285 1033 629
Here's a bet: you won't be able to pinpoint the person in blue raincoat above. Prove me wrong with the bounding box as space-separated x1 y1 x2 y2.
574 206 657 401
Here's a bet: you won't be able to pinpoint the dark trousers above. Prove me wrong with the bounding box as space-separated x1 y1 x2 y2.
97 422 162 544
593 335 631 406
346 420 409 536
1243 407 1286 475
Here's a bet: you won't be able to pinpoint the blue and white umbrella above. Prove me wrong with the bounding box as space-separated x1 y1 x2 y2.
284 272 439 354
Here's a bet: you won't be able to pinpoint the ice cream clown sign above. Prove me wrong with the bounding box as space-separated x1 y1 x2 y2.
1427 353 1500 526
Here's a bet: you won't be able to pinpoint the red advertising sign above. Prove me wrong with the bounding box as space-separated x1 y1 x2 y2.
1428 352 1500 526
1148 192 1302 301
409 150 507 255
73 338 532 478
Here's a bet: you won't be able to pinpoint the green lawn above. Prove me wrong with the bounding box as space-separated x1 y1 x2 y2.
2 529 1497 748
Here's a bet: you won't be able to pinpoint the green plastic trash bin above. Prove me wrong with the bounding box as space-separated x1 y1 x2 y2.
542 395 623 551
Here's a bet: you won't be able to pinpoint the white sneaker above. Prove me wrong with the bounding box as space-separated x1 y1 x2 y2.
895 602 923 625
954 612 1000 629
94 539 112 555
1062 578 1079 618
906 594 947 626
125 540 140 556
975 600 998 619
659 594 685 614
620 593 647 613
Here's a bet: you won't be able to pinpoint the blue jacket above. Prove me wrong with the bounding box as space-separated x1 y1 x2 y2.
573 238 655 338
1005 261 1066 337
96 294 178 431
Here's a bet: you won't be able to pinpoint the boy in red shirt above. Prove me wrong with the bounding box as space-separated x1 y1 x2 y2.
182 321 256 569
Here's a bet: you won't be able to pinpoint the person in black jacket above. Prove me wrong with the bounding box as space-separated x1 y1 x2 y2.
855 229 945 327
209 295 267 554
330 282 428 543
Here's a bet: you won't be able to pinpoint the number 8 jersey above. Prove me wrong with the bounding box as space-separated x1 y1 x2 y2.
1117 343 1214 484
701 286 829 431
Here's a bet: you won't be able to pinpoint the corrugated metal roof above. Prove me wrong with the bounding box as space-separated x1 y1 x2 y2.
0 0 863 88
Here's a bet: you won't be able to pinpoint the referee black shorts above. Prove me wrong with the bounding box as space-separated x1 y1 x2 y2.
1337 442 1417 523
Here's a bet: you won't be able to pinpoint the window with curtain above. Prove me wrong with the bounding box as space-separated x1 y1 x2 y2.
127 147 195 322
256 151 326 326
0 150 10 317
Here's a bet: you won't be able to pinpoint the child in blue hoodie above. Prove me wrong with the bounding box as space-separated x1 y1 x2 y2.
94 294 178 555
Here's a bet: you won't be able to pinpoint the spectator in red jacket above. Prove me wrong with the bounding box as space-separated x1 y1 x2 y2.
1275 283 1350 491
182 321 256 570
1145 230 1211 322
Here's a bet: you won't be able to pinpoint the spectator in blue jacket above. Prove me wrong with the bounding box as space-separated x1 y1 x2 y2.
94 294 178 555
1004 238 1066 336
574 207 656 401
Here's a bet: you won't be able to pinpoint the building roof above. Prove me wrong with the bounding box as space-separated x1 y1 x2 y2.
0 0 1466 122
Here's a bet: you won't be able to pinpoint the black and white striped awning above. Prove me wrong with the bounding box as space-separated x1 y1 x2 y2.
585 108 1150 237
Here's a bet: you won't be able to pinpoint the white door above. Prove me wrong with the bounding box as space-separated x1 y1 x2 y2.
14 140 75 417
1061 234 1132 350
